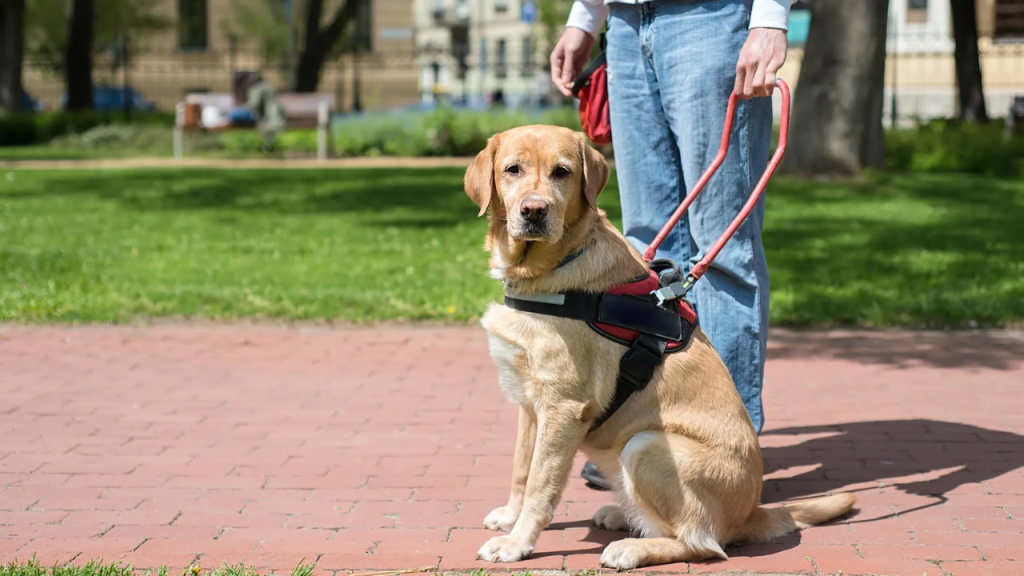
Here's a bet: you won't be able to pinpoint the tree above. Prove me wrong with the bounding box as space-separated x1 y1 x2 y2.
951 0 987 122
0 0 26 112
24 0 67 74
222 0 363 94
782 1 890 176
65 0 94 110
25 0 170 75
291 0 367 92
221 0 294 74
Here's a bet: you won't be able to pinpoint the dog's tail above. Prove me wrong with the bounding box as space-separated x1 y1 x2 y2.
732 493 857 543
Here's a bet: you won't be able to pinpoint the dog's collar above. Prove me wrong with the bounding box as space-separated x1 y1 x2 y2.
489 238 595 282
555 238 595 270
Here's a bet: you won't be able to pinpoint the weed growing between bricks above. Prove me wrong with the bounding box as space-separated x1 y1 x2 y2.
0 560 320 576
0 561 595 576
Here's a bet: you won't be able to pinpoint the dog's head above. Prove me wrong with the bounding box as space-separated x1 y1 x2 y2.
465 125 609 245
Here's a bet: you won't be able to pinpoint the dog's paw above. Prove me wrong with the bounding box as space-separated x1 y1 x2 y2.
592 505 629 531
600 539 647 570
483 506 518 532
476 535 535 563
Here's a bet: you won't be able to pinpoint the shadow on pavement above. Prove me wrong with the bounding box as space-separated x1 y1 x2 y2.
768 330 1024 370
762 419 1024 519
550 419 1022 562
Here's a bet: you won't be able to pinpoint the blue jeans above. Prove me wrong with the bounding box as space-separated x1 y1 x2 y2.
606 0 771 433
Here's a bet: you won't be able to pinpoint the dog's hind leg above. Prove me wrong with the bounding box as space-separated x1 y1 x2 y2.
601 537 705 569
600 431 738 570
592 504 630 531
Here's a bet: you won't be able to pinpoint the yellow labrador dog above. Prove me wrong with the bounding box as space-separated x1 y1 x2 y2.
466 125 855 569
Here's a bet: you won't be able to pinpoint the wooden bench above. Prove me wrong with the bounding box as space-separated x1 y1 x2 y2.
173 92 334 160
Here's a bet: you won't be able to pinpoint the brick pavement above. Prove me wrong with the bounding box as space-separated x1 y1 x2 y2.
1 325 1022 575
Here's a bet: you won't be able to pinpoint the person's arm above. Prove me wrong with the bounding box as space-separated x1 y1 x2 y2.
565 0 608 39
550 0 605 97
749 0 791 31
735 0 793 99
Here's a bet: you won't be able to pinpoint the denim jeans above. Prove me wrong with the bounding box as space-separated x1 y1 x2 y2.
606 0 771 433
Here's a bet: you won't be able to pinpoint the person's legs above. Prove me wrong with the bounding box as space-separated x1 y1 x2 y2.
580 0 691 492
650 0 772 433
606 2 693 268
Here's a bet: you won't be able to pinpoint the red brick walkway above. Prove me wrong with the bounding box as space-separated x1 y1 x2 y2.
1 325 1023 576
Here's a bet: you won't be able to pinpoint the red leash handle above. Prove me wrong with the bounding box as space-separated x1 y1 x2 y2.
642 79 791 288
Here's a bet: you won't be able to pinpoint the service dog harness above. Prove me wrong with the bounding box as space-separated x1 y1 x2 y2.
500 80 793 431
504 256 698 430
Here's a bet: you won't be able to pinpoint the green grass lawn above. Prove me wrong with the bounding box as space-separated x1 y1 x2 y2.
2 168 1023 327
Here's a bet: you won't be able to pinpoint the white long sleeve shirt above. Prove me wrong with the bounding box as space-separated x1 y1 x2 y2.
566 0 793 37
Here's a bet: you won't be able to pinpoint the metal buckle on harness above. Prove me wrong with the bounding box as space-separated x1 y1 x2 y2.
617 335 665 391
653 282 686 305
652 274 699 305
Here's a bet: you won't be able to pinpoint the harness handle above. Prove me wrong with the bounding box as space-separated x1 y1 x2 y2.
642 79 791 294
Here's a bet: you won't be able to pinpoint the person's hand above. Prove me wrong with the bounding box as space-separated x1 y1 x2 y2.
551 27 596 98
734 28 788 99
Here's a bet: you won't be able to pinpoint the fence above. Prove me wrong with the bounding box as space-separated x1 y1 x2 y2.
19 33 1024 123
22 46 423 114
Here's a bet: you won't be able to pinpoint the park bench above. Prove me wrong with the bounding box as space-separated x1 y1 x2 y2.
173 92 334 160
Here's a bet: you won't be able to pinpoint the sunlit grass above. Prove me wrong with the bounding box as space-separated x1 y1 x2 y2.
1 168 1022 327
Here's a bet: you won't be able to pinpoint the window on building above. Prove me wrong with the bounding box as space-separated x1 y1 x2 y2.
521 36 534 77
495 0 510 12
907 0 928 23
994 0 1024 40
496 38 507 78
480 37 488 72
178 0 208 51
455 0 470 21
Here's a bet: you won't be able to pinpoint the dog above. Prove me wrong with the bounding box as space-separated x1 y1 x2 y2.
465 125 856 569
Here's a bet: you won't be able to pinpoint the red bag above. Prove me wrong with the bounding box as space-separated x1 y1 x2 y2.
571 51 611 145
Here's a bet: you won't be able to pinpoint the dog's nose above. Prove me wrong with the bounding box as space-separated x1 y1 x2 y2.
520 197 549 222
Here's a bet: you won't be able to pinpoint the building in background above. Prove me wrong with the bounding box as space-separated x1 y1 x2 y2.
22 0 420 111
779 0 1024 123
415 0 1023 121
414 0 547 107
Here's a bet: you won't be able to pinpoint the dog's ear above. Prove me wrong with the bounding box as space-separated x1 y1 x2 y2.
578 135 609 211
465 135 500 217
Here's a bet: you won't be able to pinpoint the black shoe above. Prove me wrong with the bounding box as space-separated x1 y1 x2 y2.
581 461 612 491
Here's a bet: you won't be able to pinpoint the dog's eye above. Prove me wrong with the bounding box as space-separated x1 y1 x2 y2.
553 166 570 178
505 164 520 175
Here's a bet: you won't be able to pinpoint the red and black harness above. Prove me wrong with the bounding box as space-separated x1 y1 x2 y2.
504 257 698 430
503 80 793 431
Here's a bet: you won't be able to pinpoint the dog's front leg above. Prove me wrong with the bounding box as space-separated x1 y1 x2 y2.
477 404 587 562
484 405 537 532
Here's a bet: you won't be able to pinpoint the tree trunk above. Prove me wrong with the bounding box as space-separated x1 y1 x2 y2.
65 0 94 111
782 1 890 176
0 0 26 112
292 38 331 92
951 0 988 122
290 0 357 92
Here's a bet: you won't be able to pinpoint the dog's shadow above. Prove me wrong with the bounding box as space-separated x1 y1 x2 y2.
545 419 1024 561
